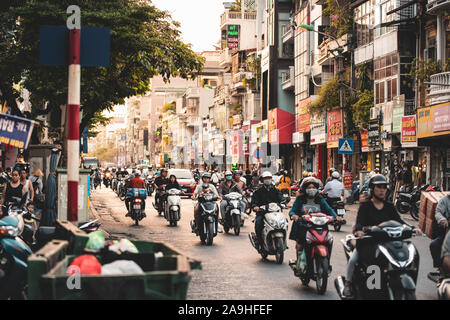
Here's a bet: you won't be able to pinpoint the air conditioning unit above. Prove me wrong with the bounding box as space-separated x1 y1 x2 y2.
370 106 380 120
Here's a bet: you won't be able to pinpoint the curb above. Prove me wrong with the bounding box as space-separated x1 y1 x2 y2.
89 197 111 239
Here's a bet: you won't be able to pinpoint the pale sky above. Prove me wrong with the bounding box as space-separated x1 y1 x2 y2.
150 0 225 52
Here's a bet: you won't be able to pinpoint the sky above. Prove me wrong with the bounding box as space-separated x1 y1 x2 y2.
150 0 226 52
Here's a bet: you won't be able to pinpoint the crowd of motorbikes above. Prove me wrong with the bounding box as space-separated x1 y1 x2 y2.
89 168 450 301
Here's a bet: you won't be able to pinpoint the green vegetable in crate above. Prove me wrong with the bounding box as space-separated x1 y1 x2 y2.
85 231 105 251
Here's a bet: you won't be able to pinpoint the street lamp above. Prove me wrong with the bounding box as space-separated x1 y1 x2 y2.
299 24 344 54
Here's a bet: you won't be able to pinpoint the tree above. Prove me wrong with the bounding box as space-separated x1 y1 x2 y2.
0 0 204 143
352 89 373 130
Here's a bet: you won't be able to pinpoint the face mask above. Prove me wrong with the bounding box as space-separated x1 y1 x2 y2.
306 189 318 198
226 176 232 181
263 179 272 186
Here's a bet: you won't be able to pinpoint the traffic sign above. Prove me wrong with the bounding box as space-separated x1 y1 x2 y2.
338 138 354 154
254 149 264 159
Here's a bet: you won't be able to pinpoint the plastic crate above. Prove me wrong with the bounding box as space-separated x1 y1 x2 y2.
125 188 147 200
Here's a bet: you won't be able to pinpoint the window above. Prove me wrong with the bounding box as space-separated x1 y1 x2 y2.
355 1 374 47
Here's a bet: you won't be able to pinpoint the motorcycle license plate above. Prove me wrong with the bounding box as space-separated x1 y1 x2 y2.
133 205 141 210
337 208 345 216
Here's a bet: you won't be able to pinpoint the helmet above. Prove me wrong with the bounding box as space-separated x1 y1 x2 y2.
369 174 388 190
261 171 272 179
329 168 336 174
161 168 168 173
283 170 288 175
202 172 211 179
302 171 310 178
134 171 140 177
225 170 233 176
233 170 242 175
300 177 321 192
331 171 340 179
311 172 319 179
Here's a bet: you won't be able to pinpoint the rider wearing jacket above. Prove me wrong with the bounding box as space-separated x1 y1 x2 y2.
218 171 245 221
252 171 283 250
289 177 339 268
124 171 146 215
343 174 421 297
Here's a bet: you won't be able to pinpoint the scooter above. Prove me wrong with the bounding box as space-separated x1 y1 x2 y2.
325 197 347 232
126 188 147 226
289 212 334 295
335 220 420 300
192 193 219 246
280 189 291 206
249 202 288 264
153 185 166 216
0 195 33 299
164 188 182 226
146 176 155 196
220 192 246 236
396 184 439 221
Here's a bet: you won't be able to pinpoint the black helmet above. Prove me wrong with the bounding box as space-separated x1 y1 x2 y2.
300 177 320 192
369 174 388 189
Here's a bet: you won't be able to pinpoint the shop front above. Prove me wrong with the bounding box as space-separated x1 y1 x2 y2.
268 108 295 173
326 110 343 178
310 113 327 182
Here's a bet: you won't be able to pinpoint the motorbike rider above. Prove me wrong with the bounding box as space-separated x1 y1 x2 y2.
251 171 283 251
325 168 337 184
429 193 450 280
277 170 292 197
124 171 146 216
218 171 245 223
211 169 222 187
322 171 345 205
289 177 340 273
233 170 246 190
342 174 422 297
192 172 221 233
154 168 170 209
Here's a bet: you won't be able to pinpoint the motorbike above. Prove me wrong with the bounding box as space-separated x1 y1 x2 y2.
78 219 101 233
153 185 166 216
249 202 288 264
220 192 246 236
289 212 334 294
325 197 347 232
335 220 420 300
244 188 253 215
291 183 299 197
396 184 439 221
146 176 155 196
126 188 147 226
0 195 33 299
103 172 112 188
164 188 182 226
192 193 219 246
117 178 127 201
93 174 101 189
280 188 291 206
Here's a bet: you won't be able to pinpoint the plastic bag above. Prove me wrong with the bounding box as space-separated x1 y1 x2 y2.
296 250 307 274
85 230 105 251
106 238 139 254
68 254 102 275
101 260 144 275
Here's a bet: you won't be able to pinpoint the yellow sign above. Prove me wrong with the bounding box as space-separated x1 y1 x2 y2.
417 103 450 138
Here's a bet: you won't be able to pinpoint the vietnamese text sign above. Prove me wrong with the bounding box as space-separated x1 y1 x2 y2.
368 120 381 151
433 104 450 132
0 113 35 149
401 115 418 147
344 172 353 189
417 106 433 138
360 129 369 152
392 105 404 133
227 25 239 49
326 110 343 148
310 114 326 145
297 98 311 133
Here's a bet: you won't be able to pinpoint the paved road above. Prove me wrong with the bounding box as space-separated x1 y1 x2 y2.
89 187 437 300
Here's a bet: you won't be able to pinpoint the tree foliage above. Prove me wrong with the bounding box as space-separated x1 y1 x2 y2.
310 77 340 115
351 89 373 130
0 0 204 143
322 0 353 39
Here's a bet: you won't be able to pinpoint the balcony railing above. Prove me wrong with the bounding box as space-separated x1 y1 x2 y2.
281 66 295 91
220 48 232 67
282 24 294 44
220 10 257 27
428 71 450 106
427 0 450 13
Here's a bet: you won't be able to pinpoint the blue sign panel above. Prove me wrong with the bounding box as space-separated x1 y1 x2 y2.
40 26 110 67
0 114 35 149
338 138 354 154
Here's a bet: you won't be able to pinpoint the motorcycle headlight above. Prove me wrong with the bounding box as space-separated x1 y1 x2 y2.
0 224 22 237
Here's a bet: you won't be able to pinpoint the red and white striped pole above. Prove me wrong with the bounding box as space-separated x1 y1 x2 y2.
67 27 81 223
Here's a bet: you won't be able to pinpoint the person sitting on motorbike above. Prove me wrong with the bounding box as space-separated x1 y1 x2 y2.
192 173 220 233
429 193 450 281
124 171 146 216
322 171 345 206
343 174 422 297
325 168 337 184
218 171 245 223
233 170 246 190
0 169 25 217
251 171 284 251
289 177 340 274
154 168 170 208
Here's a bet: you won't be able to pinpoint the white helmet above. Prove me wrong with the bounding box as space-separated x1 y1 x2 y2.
331 171 340 179
225 170 233 176
261 171 273 179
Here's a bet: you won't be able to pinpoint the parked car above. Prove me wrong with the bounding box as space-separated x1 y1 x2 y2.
168 169 197 197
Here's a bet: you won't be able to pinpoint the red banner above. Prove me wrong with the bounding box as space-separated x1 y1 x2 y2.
327 110 343 148
360 129 369 152
344 171 353 189
401 115 417 147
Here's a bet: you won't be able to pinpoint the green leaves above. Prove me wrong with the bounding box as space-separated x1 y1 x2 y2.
352 90 373 130
309 77 340 115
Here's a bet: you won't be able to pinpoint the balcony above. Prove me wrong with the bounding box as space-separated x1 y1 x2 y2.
185 87 200 99
427 71 450 106
281 66 295 91
282 24 294 44
427 0 450 13
220 48 233 67
220 10 257 29
317 33 350 65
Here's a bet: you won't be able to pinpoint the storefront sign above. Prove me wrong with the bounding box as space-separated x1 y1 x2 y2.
368 121 381 151
417 106 433 138
310 113 326 145
392 105 404 133
360 129 369 152
433 104 450 132
326 110 343 148
227 25 239 49
292 132 304 144
344 172 353 189
297 98 311 133
0 113 35 149
401 115 417 147
383 102 393 133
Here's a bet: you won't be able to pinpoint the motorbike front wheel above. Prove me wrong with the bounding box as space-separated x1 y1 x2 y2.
233 214 241 236
410 205 419 221
275 238 284 264
206 221 215 246
315 257 329 295
333 223 342 232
